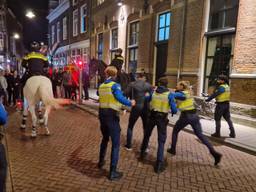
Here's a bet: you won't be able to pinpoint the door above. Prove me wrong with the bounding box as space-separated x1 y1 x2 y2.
155 42 168 83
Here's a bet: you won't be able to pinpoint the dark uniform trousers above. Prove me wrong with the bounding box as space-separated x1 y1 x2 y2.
141 111 169 162
126 105 149 148
171 112 217 156
214 102 235 135
0 143 7 192
99 109 121 167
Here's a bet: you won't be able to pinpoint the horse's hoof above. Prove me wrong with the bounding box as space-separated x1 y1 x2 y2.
31 131 37 138
45 129 50 136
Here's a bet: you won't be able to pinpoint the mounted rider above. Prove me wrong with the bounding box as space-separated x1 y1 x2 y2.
21 41 49 87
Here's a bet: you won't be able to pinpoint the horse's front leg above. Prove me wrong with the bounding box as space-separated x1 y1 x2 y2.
43 106 51 136
29 105 37 138
20 99 29 130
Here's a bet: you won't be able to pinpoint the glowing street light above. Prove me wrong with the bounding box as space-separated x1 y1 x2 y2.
13 33 20 39
117 0 123 6
26 10 36 19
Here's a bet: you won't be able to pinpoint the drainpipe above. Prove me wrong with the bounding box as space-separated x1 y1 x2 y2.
177 0 187 83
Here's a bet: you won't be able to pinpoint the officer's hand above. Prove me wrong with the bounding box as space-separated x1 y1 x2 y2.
131 100 136 107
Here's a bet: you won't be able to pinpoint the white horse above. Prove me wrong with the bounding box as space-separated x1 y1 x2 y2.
20 76 70 137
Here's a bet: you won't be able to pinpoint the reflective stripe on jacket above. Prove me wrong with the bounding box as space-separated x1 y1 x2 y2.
216 84 230 102
98 81 122 111
150 91 170 113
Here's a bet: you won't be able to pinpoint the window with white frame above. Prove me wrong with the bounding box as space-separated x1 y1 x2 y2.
81 4 87 33
63 17 67 40
51 25 55 45
98 33 103 60
110 28 118 60
73 9 78 36
57 21 60 43
128 21 139 73
97 0 105 6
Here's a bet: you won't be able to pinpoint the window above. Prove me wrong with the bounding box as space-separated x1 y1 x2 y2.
57 22 60 43
81 4 87 33
98 33 103 60
97 0 105 6
157 12 171 42
73 0 78 6
128 21 139 74
73 9 78 36
129 21 139 46
203 34 235 91
209 0 239 31
0 33 3 52
110 28 118 60
51 25 55 44
63 17 67 40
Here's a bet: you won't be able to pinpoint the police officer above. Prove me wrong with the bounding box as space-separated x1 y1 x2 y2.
98 66 135 181
124 72 152 151
20 41 49 129
21 41 49 85
110 48 124 73
140 77 177 173
206 75 235 138
167 81 222 166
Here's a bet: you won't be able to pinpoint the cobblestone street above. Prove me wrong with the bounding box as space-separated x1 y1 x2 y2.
4 107 256 192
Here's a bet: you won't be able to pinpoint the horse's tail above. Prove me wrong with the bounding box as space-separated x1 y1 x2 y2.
47 98 71 109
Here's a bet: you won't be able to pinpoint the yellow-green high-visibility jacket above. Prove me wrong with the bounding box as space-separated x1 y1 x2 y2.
98 81 122 111
216 84 230 102
176 91 195 112
150 91 170 113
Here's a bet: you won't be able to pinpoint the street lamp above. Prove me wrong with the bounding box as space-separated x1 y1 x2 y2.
117 0 123 6
13 33 20 39
25 10 36 19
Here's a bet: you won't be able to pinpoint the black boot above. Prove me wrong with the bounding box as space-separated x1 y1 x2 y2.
167 147 176 155
212 152 222 166
97 160 105 169
109 166 123 181
229 131 236 138
211 132 221 138
154 161 166 174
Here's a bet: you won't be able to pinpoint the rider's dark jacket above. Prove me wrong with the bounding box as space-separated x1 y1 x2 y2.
110 54 124 72
21 52 49 85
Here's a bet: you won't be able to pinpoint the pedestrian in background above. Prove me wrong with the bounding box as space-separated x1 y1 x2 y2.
63 71 72 99
205 74 235 138
82 70 89 100
13 70 21 106
167 81 222 166
98 66 135 180
0 102 8 192
0 70 7 106
124 72 152 151
5 70 14 106
140 77 177 173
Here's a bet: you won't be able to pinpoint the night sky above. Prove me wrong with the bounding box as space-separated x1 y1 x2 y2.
7 0 49 50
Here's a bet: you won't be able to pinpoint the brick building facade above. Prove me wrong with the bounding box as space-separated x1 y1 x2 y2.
47 0 90 71
48 0 256 105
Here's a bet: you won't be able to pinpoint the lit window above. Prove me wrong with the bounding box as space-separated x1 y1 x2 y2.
81 4 87 33
73 9 78 36
57 22 60 43
63 17 67 40
157 12 171 42
97 0 105 6
51 25 55 44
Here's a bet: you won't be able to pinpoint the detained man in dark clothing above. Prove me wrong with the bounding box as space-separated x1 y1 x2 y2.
124 73 152 150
